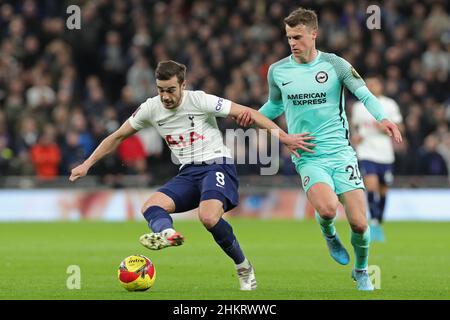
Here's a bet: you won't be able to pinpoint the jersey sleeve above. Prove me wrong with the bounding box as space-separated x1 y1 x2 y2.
259 64 285 120
322 54 385 121
334 56 366 94
194 91 231 117
354 86 387 122
128 99 153 130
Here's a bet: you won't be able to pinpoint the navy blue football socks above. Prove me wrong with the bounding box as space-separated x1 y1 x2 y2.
378 195 386 223
367 192 380 222
143 206 173 233
207 218 245 264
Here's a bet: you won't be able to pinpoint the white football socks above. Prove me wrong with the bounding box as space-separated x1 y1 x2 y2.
235 258 250 270
162 228 176 238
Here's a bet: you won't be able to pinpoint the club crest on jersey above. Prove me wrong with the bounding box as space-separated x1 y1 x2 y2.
303 176 310 187
188 115 195 127
351 67 362 79
315 71 328 83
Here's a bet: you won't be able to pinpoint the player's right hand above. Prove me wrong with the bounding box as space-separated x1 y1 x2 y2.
234 110 254 127
69 163 90 182
282 132 316 158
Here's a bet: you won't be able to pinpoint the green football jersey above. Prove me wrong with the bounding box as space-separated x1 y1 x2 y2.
260 50 385 165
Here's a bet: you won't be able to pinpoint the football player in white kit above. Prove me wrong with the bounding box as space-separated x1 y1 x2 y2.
351 75 403 242
69 60 315 290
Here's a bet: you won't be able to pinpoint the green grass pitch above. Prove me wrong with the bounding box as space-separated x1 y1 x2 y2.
0 219 449 300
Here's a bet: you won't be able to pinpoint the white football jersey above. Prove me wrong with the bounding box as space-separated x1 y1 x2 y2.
351 96 403 164
128 90 232 164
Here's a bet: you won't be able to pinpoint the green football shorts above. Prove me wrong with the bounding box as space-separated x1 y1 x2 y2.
295 148 366 195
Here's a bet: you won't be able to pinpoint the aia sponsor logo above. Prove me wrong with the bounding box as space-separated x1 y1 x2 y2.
165 132 205 147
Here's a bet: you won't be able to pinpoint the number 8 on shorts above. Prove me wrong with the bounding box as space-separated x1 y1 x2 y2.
216 172 225 187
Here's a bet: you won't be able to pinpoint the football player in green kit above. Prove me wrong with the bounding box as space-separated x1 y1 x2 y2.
237 7 402 291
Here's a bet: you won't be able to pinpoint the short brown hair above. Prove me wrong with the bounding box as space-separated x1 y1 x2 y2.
284 8 318 30
155 60 187 84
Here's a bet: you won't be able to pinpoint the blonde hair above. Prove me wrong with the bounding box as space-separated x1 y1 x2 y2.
284 8 318 30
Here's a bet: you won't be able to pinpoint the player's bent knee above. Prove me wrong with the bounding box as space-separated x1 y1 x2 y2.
315 203 338 219
141 192 175 214
198 199 224 228
350 223 368 234
198 211 221 229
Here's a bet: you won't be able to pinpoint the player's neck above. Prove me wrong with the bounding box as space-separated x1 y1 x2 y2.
295 48 318 64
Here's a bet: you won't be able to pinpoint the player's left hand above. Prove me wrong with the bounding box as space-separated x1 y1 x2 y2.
379 119 402 143
281 132 316 158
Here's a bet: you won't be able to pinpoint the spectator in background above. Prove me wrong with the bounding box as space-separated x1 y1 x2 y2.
3 79 26 133
69 109 95 156
60 130 85 175
419 134 448 176
66 2 102 79
0 112 13 175
393 138 413 175
0 0 448 181
30 124 61 180
57 66 77 100
438 132 450 178
46 39 73 84
126 55 157 104
26 73 55 122
116 86 136 123
101 106 120 135
423 2 450 40
101 31 126 102
0 134 12 176
22 35 41 70
52 104 70 141
117 134 151 184
13 116 38 175
422 41 450 74
83 75 108 120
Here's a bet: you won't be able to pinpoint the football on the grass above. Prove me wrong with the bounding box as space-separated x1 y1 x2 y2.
118 255 156 291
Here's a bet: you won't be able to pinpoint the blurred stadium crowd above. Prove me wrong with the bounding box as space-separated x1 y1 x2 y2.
0 0 449 184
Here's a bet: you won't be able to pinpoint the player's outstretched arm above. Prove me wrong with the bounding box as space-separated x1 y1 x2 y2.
69 120 138 182
229 103 315 157
352 86 403 144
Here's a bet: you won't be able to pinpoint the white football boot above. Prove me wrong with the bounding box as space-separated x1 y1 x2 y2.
139 231 184 250
236 262 257 291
